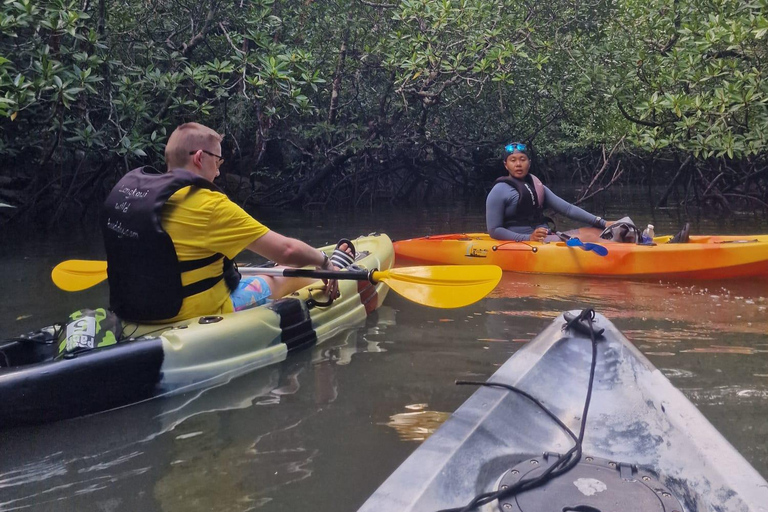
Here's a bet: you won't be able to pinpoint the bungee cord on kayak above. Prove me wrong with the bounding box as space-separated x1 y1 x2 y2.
491 240 540 253
439 308 602 512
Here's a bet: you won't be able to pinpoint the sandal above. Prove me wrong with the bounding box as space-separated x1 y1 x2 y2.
330 238 356 268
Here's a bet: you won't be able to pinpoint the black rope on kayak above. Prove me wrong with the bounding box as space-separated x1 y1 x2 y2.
0 324 63 347
118 322 182 343
439 308 601 512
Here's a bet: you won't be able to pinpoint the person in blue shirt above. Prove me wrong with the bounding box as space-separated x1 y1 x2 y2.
485 142 612 242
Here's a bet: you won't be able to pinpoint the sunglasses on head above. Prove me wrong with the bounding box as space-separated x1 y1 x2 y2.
504 142 527 154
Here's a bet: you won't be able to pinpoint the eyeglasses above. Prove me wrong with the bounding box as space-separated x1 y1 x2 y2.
504 142 527 154
190 149 224 166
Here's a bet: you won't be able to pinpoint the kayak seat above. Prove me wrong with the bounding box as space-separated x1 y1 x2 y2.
667 222 690 244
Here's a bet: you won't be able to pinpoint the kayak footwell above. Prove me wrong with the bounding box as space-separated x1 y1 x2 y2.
360 311 768 512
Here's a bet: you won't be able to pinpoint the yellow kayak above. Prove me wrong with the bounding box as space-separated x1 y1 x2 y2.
394 233 768 279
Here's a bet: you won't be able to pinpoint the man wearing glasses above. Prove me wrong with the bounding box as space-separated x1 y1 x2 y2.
102 122 341 323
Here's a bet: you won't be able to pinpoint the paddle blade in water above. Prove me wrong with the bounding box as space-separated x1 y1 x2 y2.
51 260 108 291
373 265 502 308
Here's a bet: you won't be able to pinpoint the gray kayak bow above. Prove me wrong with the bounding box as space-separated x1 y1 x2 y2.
360 310 768 512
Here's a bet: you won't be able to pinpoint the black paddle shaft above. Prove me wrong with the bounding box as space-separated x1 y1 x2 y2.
243 267 377 282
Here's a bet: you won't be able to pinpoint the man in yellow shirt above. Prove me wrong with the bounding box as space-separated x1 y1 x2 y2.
102 122 343 322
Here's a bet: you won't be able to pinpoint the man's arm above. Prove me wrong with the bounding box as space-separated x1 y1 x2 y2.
543 187 604 228
246 231 329 268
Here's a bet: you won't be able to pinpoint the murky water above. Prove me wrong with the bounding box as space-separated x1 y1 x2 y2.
1 193 767 511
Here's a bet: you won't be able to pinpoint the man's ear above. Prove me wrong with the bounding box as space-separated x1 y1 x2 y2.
190 150 202 168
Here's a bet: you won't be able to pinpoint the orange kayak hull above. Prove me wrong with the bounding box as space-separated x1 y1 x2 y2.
393 233 768 279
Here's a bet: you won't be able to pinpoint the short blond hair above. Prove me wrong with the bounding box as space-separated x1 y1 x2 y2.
165 122 224 170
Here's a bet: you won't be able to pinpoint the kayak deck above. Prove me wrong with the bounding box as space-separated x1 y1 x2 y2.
360 311 768 511
393 233 768 279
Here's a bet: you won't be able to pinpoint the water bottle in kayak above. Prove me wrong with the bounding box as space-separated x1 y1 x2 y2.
641 224 655 244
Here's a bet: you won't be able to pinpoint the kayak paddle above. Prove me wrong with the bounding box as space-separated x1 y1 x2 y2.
565 237 609 256
51 260 502 309
555 231 609 256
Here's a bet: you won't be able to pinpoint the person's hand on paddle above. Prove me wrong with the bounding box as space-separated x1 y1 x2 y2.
529 227 549 243
318 255 340 299
320 241 356 299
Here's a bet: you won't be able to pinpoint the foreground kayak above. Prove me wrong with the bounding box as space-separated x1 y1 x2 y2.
394 233 768 279
0 234 393 427
360 310 768 512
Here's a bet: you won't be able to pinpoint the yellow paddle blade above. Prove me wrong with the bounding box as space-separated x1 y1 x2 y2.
372 265 502 308
51 260 108 291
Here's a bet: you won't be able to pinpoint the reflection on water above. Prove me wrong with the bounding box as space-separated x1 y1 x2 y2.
681 345 768 354
685 385 768 406
491 272 768 336
384 404 452 442
1 201 768 511
0 308 397 512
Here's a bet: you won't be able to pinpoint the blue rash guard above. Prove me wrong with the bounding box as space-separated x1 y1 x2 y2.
485 182 602 241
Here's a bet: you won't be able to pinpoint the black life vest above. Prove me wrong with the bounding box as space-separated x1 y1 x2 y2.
102 167 240 321
495 174 547 227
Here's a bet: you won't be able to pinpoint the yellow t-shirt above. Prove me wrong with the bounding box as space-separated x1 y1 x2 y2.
158 186 269 322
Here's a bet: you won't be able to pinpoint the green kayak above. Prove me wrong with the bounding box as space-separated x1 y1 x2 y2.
0 234 394 427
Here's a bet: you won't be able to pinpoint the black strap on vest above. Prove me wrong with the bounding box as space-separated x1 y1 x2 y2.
178 256 240 297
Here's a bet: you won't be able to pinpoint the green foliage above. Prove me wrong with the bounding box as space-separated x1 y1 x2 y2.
0 0 321 176
599 0 768 159
1 0 766 214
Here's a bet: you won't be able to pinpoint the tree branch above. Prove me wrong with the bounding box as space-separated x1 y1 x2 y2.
181 0 219 57
616 100 664 127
